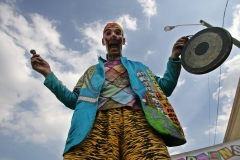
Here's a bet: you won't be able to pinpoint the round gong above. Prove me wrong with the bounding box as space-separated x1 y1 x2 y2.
181 27 233 74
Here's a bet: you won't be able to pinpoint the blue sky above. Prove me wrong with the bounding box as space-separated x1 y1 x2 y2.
0 0 240 159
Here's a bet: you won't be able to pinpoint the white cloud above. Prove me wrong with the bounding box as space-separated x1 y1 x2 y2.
205 103 232 135
0 0 136 149
228 4 240 40
74 20 106 55
205 4 240 136
182 127 187 132
144 50 154 60
206 54 240 136
0 2 139 155
137 0 157 28
168 138 195 155
0 0 102 150
0 2 72 146
177 78 185 87
116 14 138 31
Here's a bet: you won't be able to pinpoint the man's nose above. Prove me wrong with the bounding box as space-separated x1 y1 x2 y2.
110 33 117 39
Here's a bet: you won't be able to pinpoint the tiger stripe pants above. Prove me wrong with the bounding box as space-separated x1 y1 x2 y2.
63 107 170 160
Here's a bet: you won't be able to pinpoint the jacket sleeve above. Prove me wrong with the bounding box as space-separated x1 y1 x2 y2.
154 58 181 97
44 72 79 110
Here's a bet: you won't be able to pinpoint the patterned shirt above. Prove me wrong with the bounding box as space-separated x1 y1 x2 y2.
98 60 141 110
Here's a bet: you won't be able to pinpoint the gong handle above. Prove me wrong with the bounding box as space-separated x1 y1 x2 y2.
200 19 240 48
232 38 240 48
200 20 213 28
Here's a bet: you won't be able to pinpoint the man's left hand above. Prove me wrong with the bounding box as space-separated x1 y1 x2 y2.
171 36 189 59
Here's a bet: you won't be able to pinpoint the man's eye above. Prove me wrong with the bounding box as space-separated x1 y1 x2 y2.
106 32 111 35
115 31 121 35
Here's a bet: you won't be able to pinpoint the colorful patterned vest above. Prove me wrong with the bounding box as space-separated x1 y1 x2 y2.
98 60 141 110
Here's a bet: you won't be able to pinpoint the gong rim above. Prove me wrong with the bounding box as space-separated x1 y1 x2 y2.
181 27 233 74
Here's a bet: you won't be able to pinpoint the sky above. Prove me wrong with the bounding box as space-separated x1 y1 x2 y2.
0 0 239 159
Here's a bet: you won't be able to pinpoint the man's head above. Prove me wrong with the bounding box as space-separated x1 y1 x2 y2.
102 22 125 60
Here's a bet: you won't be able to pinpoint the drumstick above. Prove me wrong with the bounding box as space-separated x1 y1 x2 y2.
30 49 36 55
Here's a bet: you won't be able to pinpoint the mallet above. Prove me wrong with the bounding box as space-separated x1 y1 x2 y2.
30 49 36 55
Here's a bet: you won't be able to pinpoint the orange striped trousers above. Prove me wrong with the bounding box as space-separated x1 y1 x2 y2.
63 107 170 160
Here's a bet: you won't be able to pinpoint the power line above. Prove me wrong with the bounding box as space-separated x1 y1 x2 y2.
214 67 222 144
213 0 230 145
222 0 230 28
208 73 211 146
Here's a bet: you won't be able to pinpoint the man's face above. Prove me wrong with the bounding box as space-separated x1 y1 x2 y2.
102 26 125 59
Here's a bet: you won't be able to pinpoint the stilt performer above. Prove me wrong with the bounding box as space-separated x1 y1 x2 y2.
31 22 188 159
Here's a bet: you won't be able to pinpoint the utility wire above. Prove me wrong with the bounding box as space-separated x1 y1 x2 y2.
208 73 211 146
222 0 230 28
213 0 229 145
214 67 222 144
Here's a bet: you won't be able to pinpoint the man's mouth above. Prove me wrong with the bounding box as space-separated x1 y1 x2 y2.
109 44 118 49
108 41 119 50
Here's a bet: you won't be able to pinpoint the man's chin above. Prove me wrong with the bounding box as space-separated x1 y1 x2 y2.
107 52 122 59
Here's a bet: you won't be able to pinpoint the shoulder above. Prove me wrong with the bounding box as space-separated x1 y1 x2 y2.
85 64 98 72
88 64 97 69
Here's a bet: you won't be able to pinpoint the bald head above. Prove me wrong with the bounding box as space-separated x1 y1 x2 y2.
103 22 124 36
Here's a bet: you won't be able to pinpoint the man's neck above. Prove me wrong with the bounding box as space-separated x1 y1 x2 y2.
107 54 121 60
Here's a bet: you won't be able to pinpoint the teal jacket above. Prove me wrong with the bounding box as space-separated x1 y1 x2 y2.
44 56 186 155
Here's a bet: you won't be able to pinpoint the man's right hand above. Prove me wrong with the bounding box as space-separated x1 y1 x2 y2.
30 54 51 77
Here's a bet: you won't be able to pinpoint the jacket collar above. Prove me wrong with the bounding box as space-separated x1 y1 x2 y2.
98 56 128 63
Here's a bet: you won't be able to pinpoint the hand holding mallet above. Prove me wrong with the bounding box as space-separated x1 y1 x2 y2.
30 49 51 77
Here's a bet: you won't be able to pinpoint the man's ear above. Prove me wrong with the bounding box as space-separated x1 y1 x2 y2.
122 38 126 45
102 38 106 46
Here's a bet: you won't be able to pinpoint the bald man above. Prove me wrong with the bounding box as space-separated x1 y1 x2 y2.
31 22 188 160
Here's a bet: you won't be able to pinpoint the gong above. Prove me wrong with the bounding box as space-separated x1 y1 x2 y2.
181 27 233 74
